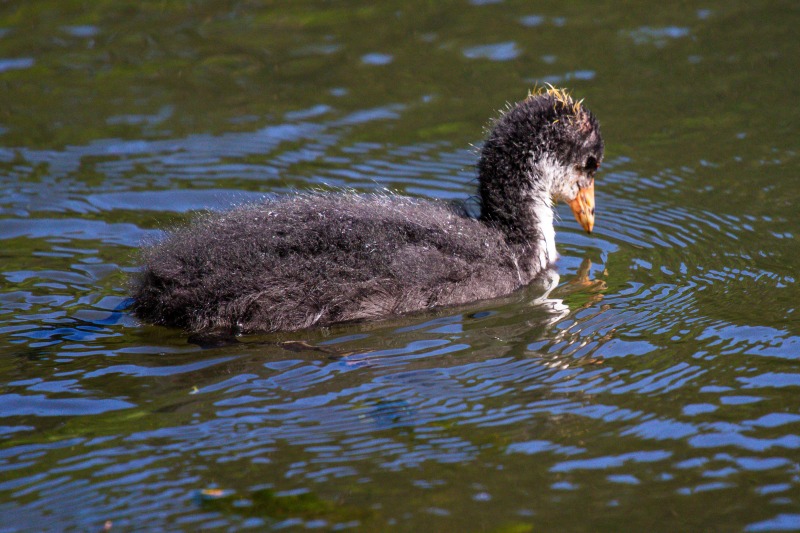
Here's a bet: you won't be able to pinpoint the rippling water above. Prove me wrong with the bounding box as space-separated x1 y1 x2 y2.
1 1 799 530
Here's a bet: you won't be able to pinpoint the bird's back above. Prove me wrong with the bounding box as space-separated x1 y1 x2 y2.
131 193 524 333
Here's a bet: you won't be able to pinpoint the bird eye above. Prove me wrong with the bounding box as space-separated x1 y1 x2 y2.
584 156 598 172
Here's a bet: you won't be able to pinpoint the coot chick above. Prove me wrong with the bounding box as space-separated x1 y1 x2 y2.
132 87 604 334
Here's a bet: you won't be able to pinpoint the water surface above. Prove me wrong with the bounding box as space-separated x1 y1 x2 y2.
1 1 799 530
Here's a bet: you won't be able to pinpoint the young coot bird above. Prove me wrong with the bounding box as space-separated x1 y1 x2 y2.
132 87 604 334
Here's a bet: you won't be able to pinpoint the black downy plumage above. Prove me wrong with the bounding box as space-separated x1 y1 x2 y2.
131 88 604 334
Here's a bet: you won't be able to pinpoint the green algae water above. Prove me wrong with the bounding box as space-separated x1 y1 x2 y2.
1 1 799 530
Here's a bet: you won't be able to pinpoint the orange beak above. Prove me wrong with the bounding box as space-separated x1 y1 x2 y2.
568 180 595 233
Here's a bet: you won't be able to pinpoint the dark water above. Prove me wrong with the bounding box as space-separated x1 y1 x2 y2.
1 0 799 530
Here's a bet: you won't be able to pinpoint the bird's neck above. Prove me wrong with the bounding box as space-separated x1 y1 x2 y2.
525 195 558 272
479 171 557 276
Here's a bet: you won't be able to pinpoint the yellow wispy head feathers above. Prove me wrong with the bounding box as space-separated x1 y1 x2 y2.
527 83 585 116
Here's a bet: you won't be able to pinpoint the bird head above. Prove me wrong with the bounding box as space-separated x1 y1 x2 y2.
478 86 604 235
530 87 603 233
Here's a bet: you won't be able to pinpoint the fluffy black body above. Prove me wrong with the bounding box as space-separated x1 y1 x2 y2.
131 90 604 334
133 195 523 333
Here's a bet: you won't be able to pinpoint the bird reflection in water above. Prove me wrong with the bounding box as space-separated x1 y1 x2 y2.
276 257 610 371
530 258 611 368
